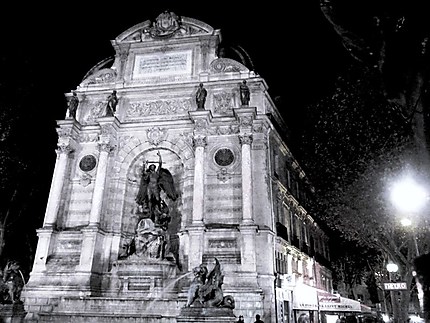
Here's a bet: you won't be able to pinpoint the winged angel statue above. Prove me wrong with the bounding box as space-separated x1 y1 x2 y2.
135 151 178 230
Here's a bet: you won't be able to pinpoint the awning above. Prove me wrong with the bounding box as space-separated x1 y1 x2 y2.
360 304 372 313
291 284 365 312
318 290 361 312
292 283 319 311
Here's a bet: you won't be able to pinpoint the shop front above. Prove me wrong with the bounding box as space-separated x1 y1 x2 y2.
277 287 293 323
293 283 320 323
318 290 362 323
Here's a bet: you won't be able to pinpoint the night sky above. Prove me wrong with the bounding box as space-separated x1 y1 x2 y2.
1 0 351 168
2 1 347 121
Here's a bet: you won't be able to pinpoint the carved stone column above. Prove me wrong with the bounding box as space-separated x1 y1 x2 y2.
78 116 118 278
89 142 114 226
239 133 254 224
188 110 212 270
43 144 73 227
234 107 256 224
33 119 78 273
191 136 207 224
234 108 258 274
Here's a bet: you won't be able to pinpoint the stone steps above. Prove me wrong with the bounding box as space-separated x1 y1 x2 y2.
54 296 183 314
38 312 177 323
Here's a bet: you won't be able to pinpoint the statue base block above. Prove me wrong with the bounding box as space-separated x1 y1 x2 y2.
177 306 236 323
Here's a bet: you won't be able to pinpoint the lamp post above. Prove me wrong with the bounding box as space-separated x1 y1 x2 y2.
389 174 428 316
386 262 400 323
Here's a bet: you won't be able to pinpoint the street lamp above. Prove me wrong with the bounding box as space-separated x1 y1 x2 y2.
389 176 427 214
389 174 427 317
386 262 399 274
386 262 400 323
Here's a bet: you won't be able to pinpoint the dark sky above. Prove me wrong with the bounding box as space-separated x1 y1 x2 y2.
1 3 349 238
0 1 348 220
2 1 347 122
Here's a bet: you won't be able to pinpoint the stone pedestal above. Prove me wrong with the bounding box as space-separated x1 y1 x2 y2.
109 258 178 296
177 307 237 323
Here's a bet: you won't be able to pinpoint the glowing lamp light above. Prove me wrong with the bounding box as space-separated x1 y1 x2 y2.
390 177 427 213
386 262 398 273
400 218 412 227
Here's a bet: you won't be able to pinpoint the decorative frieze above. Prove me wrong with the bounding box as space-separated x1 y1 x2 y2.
79 133 99 143
239 116 253 128
193 119 208 132
126 99 192 118
208 125 240 136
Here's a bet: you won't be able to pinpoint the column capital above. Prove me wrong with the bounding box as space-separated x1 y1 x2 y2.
98 142 115 153
97 116 120 149
56 119 81 153
239 133 253 146
56 143 74 155
193 136 207 149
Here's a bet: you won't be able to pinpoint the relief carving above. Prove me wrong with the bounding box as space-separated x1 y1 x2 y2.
126 99 192 118
213 92 233 114
147 127 167 146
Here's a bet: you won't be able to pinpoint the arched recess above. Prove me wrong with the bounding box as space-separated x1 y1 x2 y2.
106 136 195 264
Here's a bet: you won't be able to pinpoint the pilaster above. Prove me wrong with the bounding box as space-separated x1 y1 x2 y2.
77 116 119 287
234 107 259 273
43 119 80 228
187 110 212 270
27 119 80 279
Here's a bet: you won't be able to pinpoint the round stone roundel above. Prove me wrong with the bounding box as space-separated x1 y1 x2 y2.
214 148 234 166
79 155 97 172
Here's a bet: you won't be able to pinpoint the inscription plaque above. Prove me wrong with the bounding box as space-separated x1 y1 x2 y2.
132 50 192 79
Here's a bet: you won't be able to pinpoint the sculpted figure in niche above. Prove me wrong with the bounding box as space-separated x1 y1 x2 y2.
135 151 178 229
195 83 207 110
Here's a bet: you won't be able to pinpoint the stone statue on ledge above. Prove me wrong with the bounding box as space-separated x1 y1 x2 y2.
105 90 118 116
195 83 207 110
67 91 79 119
185 258 235 309
239 80 250 106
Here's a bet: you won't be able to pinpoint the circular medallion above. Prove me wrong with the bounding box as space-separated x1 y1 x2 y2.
214 148 234 167
79 155 97 172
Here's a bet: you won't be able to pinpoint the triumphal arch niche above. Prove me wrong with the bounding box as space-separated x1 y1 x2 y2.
22 10 279 322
